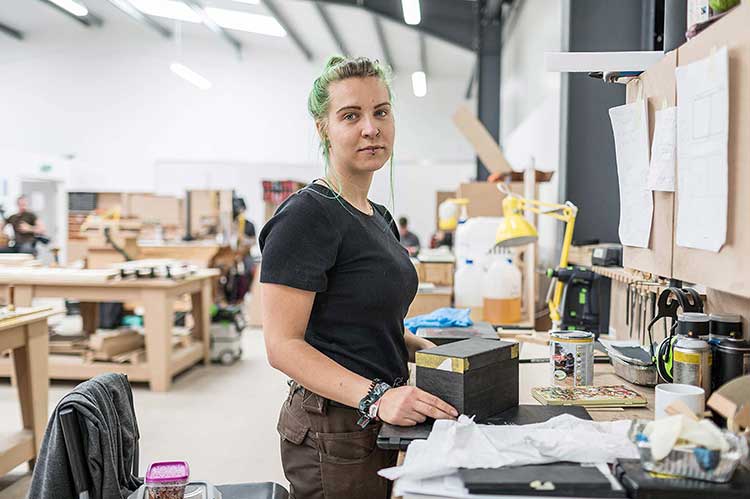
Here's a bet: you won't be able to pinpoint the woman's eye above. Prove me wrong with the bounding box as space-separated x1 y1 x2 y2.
344 113 357 121
376 110 388 117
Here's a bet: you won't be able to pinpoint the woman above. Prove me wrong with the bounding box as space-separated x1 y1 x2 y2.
259 56 457 499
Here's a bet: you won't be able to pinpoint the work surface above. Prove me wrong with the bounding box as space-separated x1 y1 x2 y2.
0 270 219 392
517 342 654 421
393 340 655 499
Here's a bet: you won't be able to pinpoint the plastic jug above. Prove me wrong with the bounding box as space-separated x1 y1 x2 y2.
454 259 484 320
454 217 503 271
482 256 522 324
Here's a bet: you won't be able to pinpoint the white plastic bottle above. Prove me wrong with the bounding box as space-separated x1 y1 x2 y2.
454 259 484 320
482 256 522 324
454 217 503 271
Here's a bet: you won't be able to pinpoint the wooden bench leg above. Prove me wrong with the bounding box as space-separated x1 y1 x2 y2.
13 321 49 470
191 282 212 366
143 291 173 392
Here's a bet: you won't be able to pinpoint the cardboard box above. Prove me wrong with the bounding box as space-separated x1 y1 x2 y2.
416 338 519 422
129 194 183 226
419 262 455 287
457 182 526 218
406 287 452 318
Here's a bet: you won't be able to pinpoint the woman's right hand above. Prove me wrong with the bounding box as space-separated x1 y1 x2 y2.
377 386 458 426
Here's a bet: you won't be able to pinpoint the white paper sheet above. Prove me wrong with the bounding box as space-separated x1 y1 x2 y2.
379 414 638 483
675 46 729 252
609 99 654 248
647 106 677 191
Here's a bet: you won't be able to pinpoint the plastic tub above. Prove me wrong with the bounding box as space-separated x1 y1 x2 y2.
145 461 190 499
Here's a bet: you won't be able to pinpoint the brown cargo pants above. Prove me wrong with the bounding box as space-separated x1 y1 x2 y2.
277 381 397 499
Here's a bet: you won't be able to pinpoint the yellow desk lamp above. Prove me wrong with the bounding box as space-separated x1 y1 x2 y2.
494 185 578 325
438 198 470 231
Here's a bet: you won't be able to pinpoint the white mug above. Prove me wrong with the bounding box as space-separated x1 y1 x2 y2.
654 383 705 419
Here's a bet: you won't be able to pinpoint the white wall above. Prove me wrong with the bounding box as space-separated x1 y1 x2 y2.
500 0 564 264
0 17 475 246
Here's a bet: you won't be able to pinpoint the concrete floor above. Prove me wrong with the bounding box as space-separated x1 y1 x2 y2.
0 327 289 498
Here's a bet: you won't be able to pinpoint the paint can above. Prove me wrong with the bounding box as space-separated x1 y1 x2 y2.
709 313 743 340
550 330 594 387
673 335 712 395
712 338 750 390
676 312 710 338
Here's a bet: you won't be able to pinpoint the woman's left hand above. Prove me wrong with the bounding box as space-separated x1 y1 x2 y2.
404 333 436 363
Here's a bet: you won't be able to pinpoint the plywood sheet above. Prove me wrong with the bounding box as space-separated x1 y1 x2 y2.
673 3 750 297
623 50 676 277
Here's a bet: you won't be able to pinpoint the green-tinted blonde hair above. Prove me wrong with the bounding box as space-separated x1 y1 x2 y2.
309 57 397 213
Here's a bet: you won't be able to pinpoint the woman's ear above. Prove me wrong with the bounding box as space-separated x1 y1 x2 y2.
316 122 329 147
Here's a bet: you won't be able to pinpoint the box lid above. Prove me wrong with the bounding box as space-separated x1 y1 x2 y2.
415 338 519 373
145 461 190 484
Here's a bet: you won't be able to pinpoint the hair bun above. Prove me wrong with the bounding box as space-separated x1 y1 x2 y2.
324 55 346 70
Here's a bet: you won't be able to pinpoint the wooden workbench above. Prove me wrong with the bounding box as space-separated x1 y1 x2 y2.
0 270 219 392
0 308 55 476
137 241 224 268
394 341 655 498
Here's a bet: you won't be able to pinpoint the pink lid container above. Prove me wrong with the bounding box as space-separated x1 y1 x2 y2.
145 461 190 484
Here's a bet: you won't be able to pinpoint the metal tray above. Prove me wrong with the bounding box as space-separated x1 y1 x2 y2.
611 355 659 387
629 420 749 483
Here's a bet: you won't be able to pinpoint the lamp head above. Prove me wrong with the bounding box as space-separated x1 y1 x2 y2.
495 195 539 247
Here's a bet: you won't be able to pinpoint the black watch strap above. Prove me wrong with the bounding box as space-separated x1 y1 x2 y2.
357 379 391 428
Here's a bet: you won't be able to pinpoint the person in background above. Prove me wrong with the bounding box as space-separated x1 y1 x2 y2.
398 216 420 257
2 195 45 254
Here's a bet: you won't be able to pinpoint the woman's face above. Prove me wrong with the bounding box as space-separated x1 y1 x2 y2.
322 76 394 175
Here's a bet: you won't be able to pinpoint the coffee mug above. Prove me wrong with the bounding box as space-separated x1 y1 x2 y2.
654 383 705 419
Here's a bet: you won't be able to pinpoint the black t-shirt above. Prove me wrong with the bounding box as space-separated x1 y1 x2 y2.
6 212 37 245
259 183 418 385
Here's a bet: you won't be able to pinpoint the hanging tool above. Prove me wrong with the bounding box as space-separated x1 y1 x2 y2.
647 287 704 382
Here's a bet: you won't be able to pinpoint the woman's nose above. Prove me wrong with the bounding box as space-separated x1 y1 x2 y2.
361 118 378 138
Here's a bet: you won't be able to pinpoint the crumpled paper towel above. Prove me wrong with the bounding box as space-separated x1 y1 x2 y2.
379 414 639 481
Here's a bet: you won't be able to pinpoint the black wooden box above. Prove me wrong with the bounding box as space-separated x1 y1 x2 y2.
416 322 499 346
415 338 519 422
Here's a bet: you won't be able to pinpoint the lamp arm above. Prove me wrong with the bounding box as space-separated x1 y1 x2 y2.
517 198 576 223
548 211 578 323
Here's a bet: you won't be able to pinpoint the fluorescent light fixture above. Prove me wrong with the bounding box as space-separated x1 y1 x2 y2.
170 62 212 90
412 71 427 97
130 0 198 22
206 7 285 37
49 0 89 17
232 0 260 4
130 0 285 36
402 0 421 25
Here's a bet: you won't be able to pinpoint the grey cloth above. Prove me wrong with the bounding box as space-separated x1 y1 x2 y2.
28 373 143 499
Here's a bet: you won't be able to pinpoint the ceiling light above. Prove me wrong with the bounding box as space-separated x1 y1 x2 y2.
402 0 421 25
205 7 285 37
130 0 200 23
130 0 284 36
412 71 427 97
49 0 89 17
232 0 260 4
170 62 212 90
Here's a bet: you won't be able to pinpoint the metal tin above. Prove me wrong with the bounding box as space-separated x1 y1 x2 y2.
709 313 743 339
673 336 712 395
550 330 594 387
712 338 750 390
677 312 710 338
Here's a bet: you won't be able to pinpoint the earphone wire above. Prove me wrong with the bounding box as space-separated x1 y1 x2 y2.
300 178 394 234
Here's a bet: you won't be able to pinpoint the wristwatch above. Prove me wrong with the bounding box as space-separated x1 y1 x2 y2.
357 379 391 428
